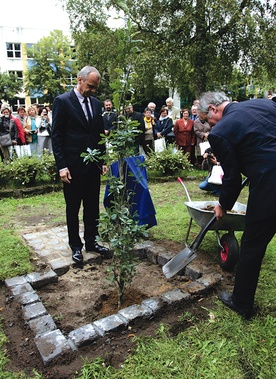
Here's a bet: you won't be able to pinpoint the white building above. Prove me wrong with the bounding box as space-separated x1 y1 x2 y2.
0 25 72 110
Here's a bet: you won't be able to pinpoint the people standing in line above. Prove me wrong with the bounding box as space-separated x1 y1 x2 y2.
124 103 145 155
37 107 52 154
23 105 40 155
1 103 26 158
198 91 276 319
142 107 155 155
193 112 211 168
0 106 18 163
154 106 173 144
52 65 110 265
173 108 196 163
102 99 117 136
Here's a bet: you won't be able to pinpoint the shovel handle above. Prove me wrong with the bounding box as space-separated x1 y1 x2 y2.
190 215 217 251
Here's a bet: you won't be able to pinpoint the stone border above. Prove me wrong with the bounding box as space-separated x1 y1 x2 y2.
4 242 222 366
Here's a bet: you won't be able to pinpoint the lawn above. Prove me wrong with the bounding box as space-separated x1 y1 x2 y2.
0 175 275 378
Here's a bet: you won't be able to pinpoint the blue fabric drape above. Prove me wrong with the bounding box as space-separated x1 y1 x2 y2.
104 156 157 228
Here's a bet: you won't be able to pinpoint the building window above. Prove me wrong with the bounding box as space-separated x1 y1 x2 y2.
6 43 21 58
8 71 23 81
26 43 35 58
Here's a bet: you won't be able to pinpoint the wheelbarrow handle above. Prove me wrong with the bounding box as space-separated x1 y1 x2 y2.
177 177 192 202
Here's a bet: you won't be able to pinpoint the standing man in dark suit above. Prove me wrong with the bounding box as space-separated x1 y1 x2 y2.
198 92 276 319
125 104 145 155
52 66 110 264
102 99 117 136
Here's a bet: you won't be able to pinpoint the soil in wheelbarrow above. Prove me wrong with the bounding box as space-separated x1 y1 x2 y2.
0 240 235 379
202 205 246 214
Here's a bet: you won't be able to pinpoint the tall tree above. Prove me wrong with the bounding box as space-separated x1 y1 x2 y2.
0 72 22 105
24 30 77 104
65 0 275 101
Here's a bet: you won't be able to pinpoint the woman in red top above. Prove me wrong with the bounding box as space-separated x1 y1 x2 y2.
174 108 195 163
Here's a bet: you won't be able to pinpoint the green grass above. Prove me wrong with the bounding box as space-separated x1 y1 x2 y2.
0 175 275 379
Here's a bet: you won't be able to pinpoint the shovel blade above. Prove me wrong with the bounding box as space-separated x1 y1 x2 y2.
162 247 196 279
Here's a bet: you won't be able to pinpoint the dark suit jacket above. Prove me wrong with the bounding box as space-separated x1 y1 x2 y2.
208 99 276 223
52 89 105 176
126 111 145 145
102 111 117 131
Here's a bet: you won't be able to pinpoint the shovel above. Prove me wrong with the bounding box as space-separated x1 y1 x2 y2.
162 177 249 279
162 214 217 278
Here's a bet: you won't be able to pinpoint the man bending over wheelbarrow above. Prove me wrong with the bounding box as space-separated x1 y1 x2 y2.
198 92 276 319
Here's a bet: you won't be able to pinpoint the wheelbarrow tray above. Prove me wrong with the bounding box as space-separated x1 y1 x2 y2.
184 201 246 231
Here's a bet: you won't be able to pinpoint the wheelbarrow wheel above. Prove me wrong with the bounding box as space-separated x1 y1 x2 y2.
218 233 239 271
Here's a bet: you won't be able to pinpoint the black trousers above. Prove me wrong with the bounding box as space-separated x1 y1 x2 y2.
233 212 276 310
63 166 100 252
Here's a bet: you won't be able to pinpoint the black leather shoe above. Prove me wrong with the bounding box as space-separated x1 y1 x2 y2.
86 244 112 258
218 291 254 320
72 250 83 263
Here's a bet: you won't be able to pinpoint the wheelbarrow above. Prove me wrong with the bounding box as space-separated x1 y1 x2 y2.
162 177 248 279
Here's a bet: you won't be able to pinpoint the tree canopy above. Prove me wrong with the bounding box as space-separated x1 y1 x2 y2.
64 0 275 103
24 30 78 104
0 72 23 106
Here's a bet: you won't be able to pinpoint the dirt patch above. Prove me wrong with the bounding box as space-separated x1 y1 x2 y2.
0 240 234 378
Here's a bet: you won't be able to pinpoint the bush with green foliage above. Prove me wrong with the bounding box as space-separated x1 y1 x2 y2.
146 144 193 175
0 153 57 188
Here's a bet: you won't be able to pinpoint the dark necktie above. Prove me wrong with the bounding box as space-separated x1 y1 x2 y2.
83 98 93 125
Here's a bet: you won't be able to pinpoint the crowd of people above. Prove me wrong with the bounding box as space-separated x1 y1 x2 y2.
101 96 210 165
0 102 53 163
2 91 275 168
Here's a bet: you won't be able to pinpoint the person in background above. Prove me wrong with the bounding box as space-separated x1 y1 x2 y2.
190 105 198 121
173 108 195 163
37 107 52 154
147 102 159 121
154 106 173 144
24 105 40 154
102 99 117 136
142 107 155 155
199 148 221 196
1 104 26 158
0 106 18 163
12 107 26 158
52 65 110 265
125 104 145 155
193 112 211 168
198 91 276 319
165 97 180 124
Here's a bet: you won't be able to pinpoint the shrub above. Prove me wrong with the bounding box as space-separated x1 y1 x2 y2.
0 152 57 188
146 144 193 175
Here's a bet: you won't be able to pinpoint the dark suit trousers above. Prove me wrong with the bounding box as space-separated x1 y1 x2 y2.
63 165 101 252
232 212 276 310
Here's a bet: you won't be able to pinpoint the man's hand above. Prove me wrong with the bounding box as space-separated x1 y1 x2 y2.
102 165 108 175
59 168 72 184
214 203 226 220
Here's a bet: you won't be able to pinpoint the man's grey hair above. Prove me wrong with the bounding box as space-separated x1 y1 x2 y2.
198 92 229 114
78 66 101 80
166 97 174 104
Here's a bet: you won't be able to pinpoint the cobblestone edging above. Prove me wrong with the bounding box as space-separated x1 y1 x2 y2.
4 241 222 366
